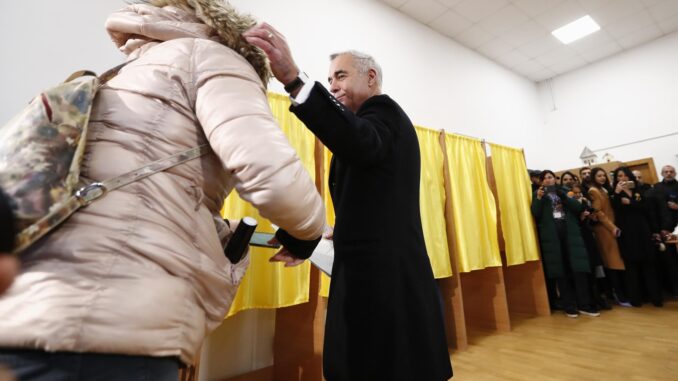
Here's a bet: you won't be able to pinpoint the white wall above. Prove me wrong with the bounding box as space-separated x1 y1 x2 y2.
229 0 543 165
536 31 678 177
0 0 542 167
0 0 126 117
0 0 543 379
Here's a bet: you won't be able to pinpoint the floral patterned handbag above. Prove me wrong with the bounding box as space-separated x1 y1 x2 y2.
0 65 209 253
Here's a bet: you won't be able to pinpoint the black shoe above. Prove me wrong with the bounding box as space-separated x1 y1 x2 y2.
564 308 579 318
578 307 600 317
596 298 612 310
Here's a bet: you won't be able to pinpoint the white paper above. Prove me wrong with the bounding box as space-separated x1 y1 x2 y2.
309 238 334 276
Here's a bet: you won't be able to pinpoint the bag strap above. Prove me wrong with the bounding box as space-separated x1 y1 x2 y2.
14 144 212 253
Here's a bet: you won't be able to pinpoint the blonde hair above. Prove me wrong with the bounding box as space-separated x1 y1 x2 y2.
146 0 271 84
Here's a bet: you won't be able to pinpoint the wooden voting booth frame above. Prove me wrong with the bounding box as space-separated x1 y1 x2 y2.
554 157 659 185
213 134 549 381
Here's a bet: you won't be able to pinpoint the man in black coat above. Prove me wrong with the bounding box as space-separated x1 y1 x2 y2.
654 165 678 231
653 165 678 296
245 25 452 381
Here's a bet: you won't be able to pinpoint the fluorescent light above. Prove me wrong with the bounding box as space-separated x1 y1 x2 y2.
551 15 600 44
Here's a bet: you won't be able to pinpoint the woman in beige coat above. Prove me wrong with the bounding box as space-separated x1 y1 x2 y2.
0 1 325 379
588 167 630 306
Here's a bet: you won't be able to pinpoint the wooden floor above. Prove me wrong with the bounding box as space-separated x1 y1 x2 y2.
450 299 678 381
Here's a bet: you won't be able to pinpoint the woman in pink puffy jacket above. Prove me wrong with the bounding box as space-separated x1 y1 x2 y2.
0 1 325 380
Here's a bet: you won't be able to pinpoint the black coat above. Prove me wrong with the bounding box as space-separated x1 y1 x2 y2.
654 179 678 230
640 185 671 234
611 189 654 261
291 84 452 381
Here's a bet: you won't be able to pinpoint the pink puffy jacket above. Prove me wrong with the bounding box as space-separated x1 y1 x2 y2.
0 4 325 363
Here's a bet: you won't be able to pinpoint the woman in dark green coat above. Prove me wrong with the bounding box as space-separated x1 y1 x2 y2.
532 170 599 318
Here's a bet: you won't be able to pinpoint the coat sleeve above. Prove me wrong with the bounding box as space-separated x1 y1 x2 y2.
654 185 677 231
192 43 325 242
589 188 618 233
531 192 544 222
291 83 395 166
562 193 585 215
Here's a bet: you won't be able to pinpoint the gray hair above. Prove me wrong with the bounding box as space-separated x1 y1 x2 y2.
330 50 383 89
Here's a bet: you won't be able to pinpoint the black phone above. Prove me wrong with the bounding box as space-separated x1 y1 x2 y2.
250 232 281 249
223 217 257 264
543 185 557 194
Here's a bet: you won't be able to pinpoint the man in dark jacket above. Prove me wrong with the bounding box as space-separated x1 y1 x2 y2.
654 165 678 230
245 24 452 381
653 165 678 296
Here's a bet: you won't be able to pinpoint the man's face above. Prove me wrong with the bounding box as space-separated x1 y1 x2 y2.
662 166 676 181
581 168 591 180
633 170 643 184
328 54 375 113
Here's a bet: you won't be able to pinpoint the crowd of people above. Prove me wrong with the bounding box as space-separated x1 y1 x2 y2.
529 164 678 318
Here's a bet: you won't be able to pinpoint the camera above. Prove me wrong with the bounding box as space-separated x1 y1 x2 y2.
542 185 557 194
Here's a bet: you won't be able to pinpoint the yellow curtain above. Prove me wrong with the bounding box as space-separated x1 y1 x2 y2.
444 134 501 272
319 147 334 297
415 127 452 278
224 93 317 316
488 144 540 266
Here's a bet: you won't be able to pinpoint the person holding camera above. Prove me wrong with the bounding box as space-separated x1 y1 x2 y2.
587 167 629 306
571 184 611 310
611 167 663 307
532 170 599 318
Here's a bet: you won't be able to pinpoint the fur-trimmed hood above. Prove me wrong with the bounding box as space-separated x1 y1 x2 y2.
106 0 270 84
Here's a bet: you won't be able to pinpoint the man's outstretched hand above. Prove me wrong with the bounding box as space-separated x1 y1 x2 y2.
243 23 300 86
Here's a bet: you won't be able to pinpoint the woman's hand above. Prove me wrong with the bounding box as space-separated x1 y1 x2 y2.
267 237 304 267
580 210 590 221
615 182 624 194
323 225 334 240
621 198 631 205
536 187 544 200
0 254 19 295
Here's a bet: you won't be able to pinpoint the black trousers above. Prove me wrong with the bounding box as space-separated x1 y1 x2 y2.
658 244 678 296
553 220 594 310
606 269 628 302
0 349 179 381
554 272 593 310
624 257 662 306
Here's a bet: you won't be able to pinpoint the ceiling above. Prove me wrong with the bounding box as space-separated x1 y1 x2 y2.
378 0 678 82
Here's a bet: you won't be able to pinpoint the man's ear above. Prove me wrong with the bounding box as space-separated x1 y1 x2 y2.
367 68 377 88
